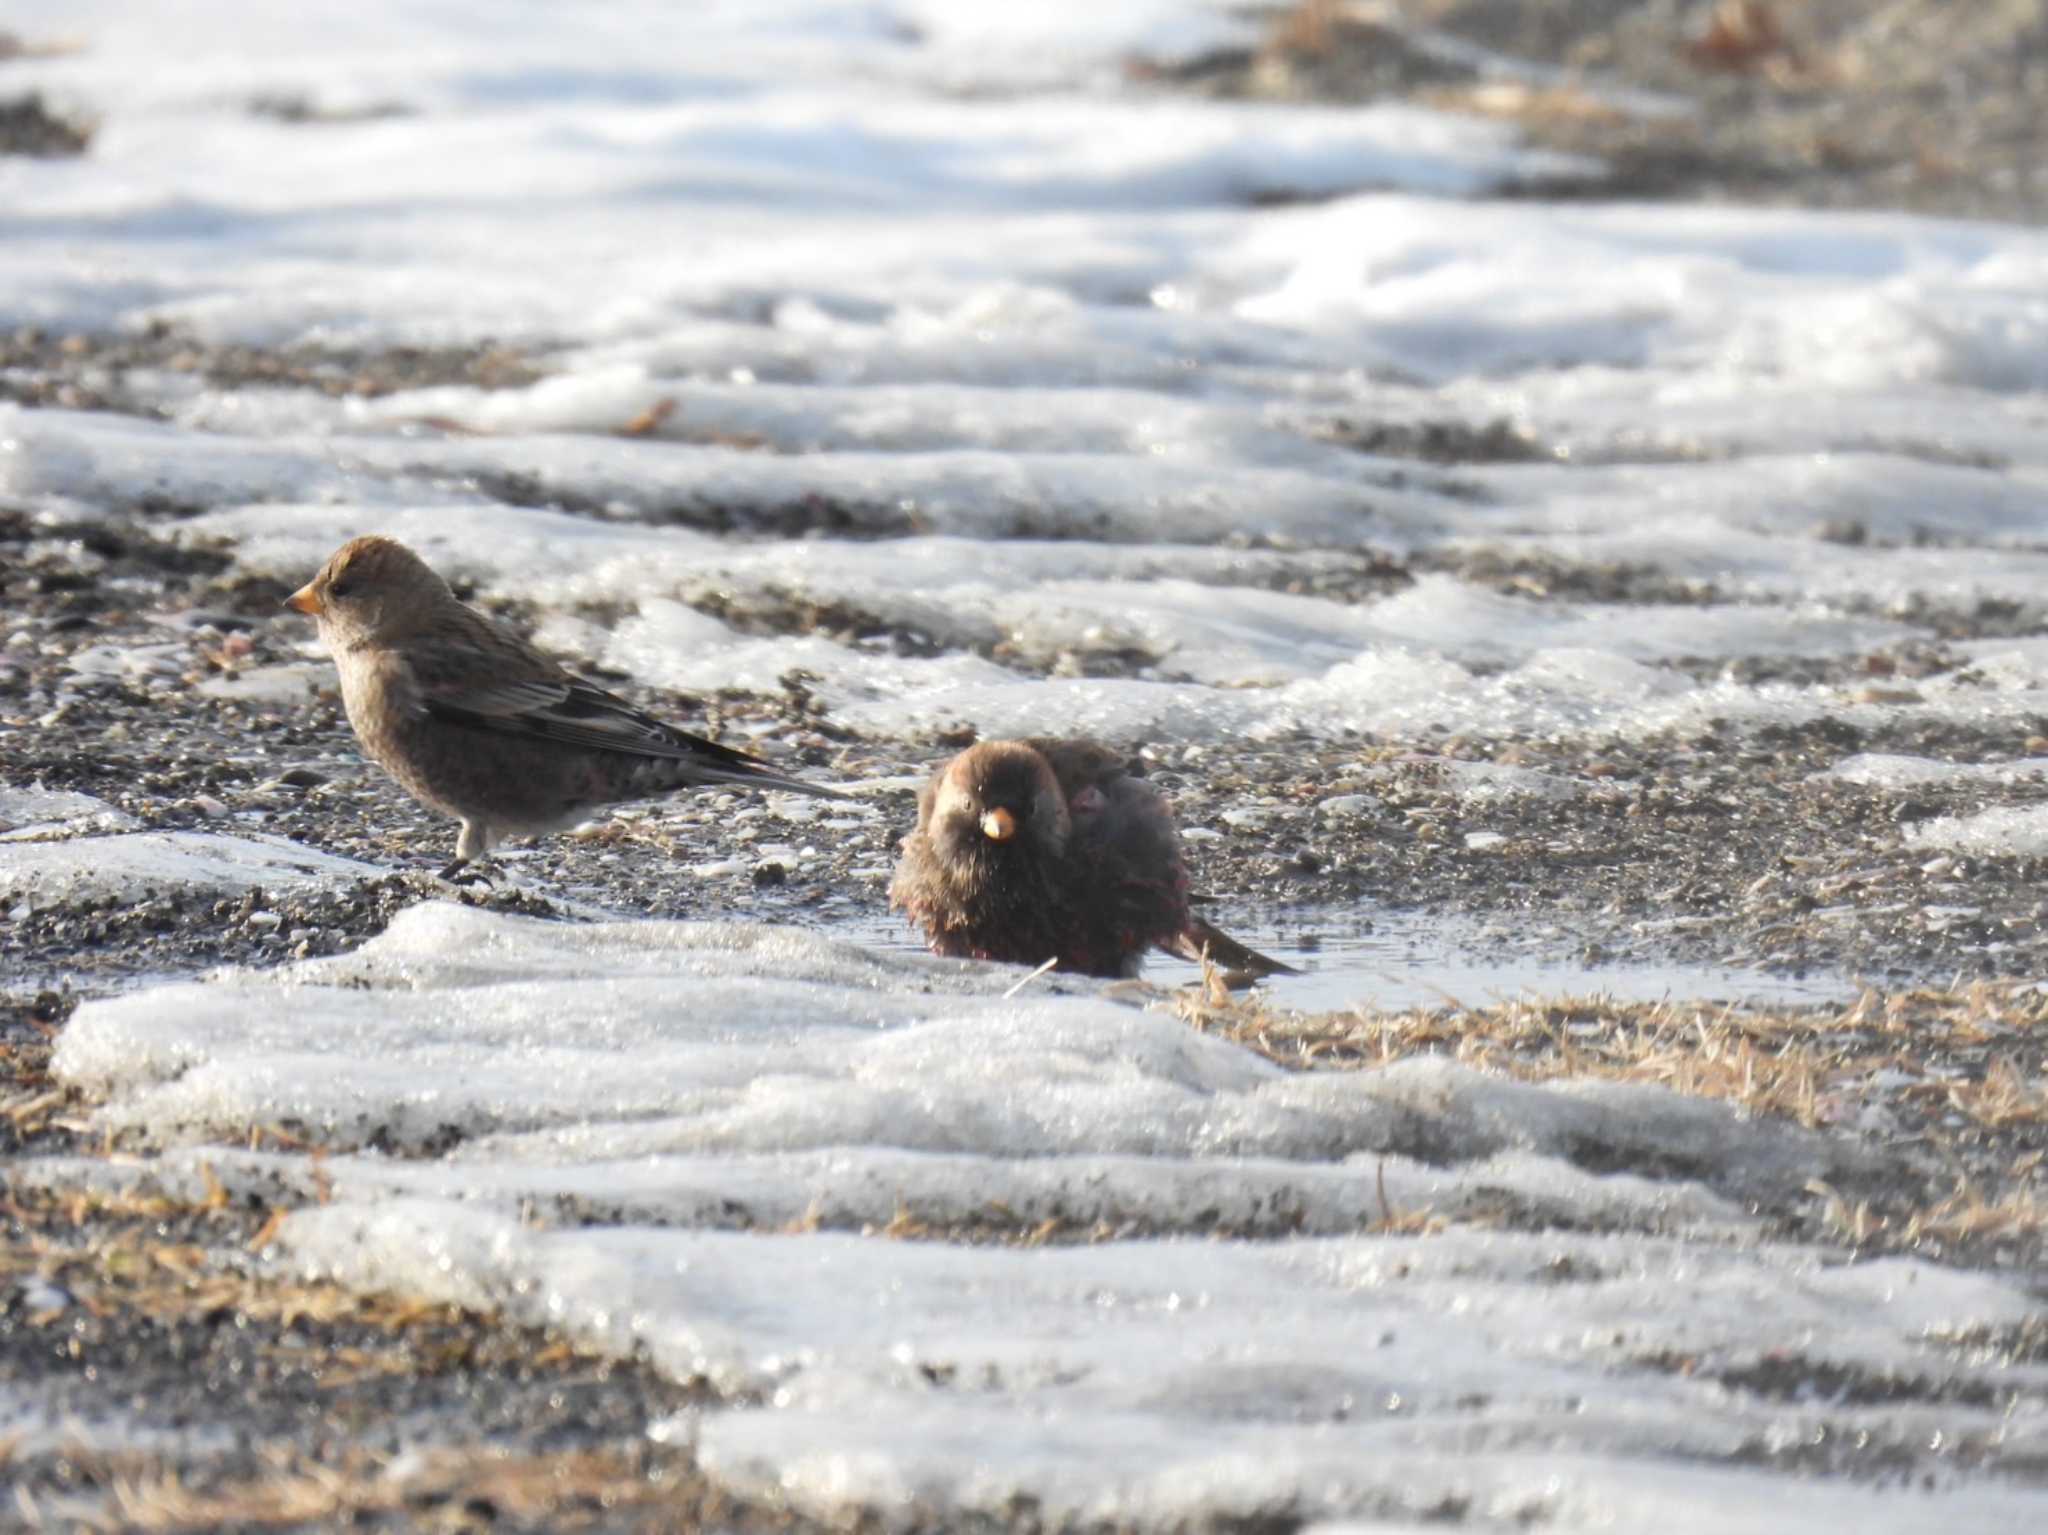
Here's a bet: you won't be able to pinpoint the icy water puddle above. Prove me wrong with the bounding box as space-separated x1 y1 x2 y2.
840 906 1853 1012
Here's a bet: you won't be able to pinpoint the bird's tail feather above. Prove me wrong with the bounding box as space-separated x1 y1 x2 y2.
1166 916 1299 978
698 758 851 801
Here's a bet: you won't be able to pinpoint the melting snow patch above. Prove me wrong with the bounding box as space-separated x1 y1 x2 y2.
0 787 140 842
1903 805 2048 858
53 903 1885 1197
273 1202 2039 1533
41 903 2039 1526
0 830 385 910
0 1383 228 1463
192 661 329 705
1818 753 2048 790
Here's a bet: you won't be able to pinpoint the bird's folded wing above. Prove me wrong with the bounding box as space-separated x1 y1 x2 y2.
1028 737 1135 791
422 674 773 770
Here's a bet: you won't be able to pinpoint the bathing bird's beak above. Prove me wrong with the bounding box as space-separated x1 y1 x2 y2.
980 806 1017 842
284 583 324 616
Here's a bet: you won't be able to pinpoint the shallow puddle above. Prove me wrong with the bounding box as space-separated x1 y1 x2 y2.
837 905 1853 1012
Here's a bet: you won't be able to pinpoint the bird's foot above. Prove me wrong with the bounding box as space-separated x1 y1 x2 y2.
435 858 495 888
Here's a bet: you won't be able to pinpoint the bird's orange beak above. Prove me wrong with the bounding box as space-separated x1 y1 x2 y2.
980 806 1017 842
284 583 324 617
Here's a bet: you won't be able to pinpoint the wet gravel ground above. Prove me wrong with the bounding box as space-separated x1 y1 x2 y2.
7 513 2048 1003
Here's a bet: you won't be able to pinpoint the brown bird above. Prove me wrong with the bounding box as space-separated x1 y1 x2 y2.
889 737 1296 981
284 534 844 875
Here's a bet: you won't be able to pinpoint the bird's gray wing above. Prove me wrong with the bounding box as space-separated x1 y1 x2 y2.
422 675 682 754
413 666 846 797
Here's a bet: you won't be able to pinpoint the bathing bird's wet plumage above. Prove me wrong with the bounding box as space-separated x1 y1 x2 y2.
889 737 1294 980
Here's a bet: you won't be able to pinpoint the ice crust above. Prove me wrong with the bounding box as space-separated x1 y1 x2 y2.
48 905 1867 1202
43 904 2042 1525
0 1383 227 1463
0 786 139 841
1818 758 2048 856
0 828 385 911
1905 805 2048 858
278 1203 2043 1535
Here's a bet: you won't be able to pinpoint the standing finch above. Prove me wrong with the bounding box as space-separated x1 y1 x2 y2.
890 737 1295 981
285 535 843 875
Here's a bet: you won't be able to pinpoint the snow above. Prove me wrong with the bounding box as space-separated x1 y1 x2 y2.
36 908 2048 1530
1233 195 2048 392
50 906 1862 1192
287 1208 2040 1532
0 786 139 841
1906 805 2048 858
0 829 384 912
41 901 2041 1527
10 46 2048 744
191 659 328 704
0 1383 226 1462
9 0 2048 1522
1817 754 2048 790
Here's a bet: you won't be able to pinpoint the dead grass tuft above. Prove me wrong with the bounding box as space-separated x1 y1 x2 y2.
1168 977 2048 1260
1265 0 1343 60
0 1184 517 1341
12 1442 784 1534
1174 979 2048 1127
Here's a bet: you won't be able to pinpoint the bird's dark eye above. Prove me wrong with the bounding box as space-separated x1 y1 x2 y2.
328 577 357 599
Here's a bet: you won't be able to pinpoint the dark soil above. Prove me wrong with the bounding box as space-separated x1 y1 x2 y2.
0 92 90 157
0 323 539 417
1163 0 2048 224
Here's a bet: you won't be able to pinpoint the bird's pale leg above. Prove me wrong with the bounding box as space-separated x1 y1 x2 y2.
437 820 498 885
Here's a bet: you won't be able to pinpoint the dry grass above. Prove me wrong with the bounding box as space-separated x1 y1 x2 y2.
787 1196 1193 1248
1806 1171 2048 1254
0 1183 781 1532
1 1181 484 1338
7 1442 787 1534
1168 978 2048 1256
1264 0 1344 58
0 1179 656 1385
1420 80 1631 127
1902 1174 2048 1246
1172 979 2048 1129
0 31 84 63
3 1085 66 1138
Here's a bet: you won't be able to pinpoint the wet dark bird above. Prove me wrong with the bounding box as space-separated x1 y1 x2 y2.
284 534 843 875
890 737 1295 981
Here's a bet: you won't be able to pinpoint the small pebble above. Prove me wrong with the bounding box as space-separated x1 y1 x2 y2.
19 1279 71 1318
